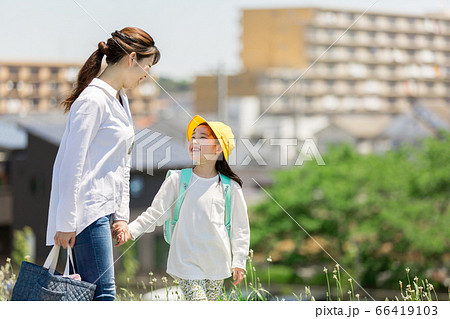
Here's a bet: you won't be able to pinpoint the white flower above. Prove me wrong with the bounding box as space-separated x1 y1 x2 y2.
266 256 272 263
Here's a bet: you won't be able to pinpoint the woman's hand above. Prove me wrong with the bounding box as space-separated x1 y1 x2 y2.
112 221 131 247
54 231 76 249
232 267 246 285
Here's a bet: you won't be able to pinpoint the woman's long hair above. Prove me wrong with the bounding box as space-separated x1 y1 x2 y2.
62 27 160 112
196 123 243 187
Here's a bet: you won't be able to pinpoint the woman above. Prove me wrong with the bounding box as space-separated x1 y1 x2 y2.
46 27 160 301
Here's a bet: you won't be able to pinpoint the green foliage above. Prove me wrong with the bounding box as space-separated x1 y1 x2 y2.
158 77 191 93
250 132 450 289
116 240 139 285
11 226 34 269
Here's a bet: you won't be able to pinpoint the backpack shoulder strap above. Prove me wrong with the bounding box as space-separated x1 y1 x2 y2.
164 168 192 244
173 168 193 223
220 173 232 238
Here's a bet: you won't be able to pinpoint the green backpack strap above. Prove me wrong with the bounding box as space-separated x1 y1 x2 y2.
220 173 232 238
164 168 192 244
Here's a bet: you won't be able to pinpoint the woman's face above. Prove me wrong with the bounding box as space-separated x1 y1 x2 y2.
188 125 222 163
123 54 155 89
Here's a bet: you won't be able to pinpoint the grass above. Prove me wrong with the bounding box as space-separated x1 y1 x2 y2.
1 252 448 301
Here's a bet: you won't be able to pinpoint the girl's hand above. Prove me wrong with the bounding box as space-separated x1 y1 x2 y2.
54 231 76 249
111 221 131 246
232 267 245 285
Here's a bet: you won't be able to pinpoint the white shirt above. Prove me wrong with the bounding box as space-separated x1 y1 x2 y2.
128 171 250 280
46 78 134 245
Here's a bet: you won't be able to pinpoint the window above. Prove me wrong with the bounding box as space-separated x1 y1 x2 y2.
29 98 40 108
9 66 19 75
388 97 397 104
50 67 59 75
49 82 59 91
31 83 40 92
30 67 39 75
322 95 339 110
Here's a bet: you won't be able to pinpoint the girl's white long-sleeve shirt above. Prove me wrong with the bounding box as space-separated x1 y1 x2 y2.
128 171 250 280
46 78 134 245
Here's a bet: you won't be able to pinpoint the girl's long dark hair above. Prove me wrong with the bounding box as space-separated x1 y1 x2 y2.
196 123 243 188
62 27 160 112
216 159 243 188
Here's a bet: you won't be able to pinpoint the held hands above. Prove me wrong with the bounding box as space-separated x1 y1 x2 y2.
111 221 131 247
232 267 245 285
54 231 76 249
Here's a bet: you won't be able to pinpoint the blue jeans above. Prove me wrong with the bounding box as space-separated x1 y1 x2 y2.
72 215 115 301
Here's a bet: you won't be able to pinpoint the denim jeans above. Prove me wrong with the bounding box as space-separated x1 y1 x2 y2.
72 215 115 301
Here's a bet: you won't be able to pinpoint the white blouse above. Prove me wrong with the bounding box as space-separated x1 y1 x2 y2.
46 78 134 245
128 171 250 280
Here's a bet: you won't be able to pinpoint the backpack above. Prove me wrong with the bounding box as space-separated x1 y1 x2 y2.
163 168 231 244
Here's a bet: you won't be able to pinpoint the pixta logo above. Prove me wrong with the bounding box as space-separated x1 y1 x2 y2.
132 129 172 176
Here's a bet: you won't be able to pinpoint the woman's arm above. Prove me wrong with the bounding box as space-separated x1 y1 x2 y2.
55 97 103 233
115 151 132 223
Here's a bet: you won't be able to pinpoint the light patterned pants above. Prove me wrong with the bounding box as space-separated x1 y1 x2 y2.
178 279 224 301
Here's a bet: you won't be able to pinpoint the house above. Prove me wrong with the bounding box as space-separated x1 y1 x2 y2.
0 116 27 261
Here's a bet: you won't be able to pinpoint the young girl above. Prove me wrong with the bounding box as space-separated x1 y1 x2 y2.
113 115 250 301
47 27 160 301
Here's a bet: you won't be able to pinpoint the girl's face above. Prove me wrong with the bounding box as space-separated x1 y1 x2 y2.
122 53 155 89
188 125 222 163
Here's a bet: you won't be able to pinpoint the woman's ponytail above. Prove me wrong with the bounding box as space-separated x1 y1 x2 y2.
62 42 106 112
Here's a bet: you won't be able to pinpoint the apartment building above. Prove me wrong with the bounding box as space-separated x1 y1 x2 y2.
0 61 160 114
195 7 450 118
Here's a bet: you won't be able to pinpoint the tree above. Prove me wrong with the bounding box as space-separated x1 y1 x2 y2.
250 132 450 289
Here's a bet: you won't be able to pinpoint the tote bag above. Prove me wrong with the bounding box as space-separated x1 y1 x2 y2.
11 245 96 301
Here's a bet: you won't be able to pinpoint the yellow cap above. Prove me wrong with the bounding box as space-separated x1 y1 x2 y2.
186 115 235 161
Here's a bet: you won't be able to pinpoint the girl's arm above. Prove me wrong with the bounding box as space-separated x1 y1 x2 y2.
127 171 179 240
230 182 251 271
55 97 103 233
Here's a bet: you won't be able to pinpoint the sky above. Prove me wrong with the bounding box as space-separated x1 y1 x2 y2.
0 0 449 80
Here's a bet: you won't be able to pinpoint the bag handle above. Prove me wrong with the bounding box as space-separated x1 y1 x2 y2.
43 245 76 277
